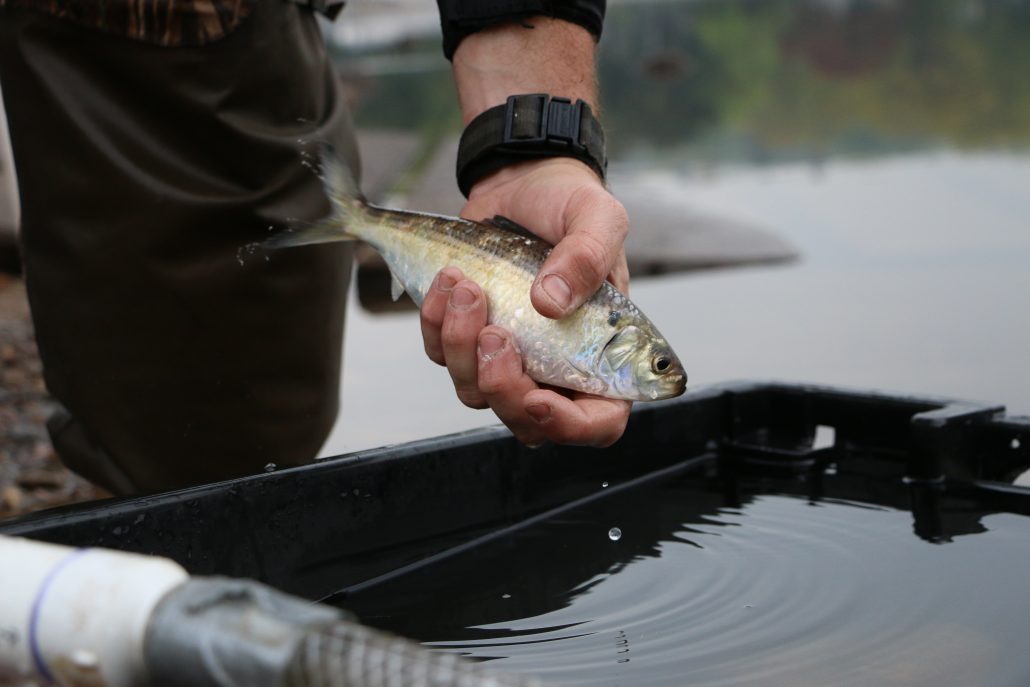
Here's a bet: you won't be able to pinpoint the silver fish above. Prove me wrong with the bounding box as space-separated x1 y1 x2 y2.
267 154 686 401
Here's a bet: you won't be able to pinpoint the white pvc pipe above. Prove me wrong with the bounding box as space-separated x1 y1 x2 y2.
0 535 188 687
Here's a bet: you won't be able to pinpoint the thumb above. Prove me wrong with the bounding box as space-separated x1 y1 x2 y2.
531 185 629 319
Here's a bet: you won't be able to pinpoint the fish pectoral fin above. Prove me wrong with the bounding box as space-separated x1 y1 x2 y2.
602 325 645 371
389 269 406 302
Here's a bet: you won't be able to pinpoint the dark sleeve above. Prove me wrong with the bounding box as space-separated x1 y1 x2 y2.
436 0 606 61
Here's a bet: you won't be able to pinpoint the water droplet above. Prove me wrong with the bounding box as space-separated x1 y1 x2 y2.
264 463 277 472
501 593 511 599
602 481 609 488
1012 438 1022 450
744 604 754 609
608 527 622 541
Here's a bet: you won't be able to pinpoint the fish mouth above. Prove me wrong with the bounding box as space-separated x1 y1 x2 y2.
652 370 687 400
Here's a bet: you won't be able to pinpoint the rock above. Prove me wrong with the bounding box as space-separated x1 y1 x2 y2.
1 485 22 513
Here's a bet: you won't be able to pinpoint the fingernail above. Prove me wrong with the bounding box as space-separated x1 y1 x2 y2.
450 285 476 309
479 332 505 360
540 274 572 311
437 270 457 292
526 403 552 423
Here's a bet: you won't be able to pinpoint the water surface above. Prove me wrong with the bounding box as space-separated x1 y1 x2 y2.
335 471 1030 686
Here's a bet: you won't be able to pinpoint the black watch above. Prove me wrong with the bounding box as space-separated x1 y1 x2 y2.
456 93 608 198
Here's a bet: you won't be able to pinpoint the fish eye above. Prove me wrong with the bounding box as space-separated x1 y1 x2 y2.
652 355 672 374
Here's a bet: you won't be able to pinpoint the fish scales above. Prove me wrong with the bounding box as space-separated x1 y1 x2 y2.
266 153 686 401
355 207 624 395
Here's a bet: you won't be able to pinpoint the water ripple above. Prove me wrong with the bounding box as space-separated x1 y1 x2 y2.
345 486 1030 686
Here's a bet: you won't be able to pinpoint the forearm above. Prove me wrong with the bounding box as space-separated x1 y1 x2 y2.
451 17 599 125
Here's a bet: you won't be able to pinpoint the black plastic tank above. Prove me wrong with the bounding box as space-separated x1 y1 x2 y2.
5 382 1030 686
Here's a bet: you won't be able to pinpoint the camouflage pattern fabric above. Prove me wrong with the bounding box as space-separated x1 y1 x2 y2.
0 0 255 45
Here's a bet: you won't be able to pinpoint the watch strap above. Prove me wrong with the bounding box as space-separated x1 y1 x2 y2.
456 94 607 198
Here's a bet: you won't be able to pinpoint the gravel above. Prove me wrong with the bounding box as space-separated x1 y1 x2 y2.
0 275 106 519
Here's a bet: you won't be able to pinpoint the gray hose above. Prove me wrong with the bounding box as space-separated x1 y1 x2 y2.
286 619 542 687
144 578 543 687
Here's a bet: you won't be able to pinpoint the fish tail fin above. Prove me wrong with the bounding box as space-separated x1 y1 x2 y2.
264 146 366 250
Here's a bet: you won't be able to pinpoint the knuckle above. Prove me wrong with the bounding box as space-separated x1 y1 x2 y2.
569 233 611 288
455 387 487 409
429 352 447 367
423 342 445 366
608 197 630 239
478 373 505 396
595 425 625 448
544 423 579 446
596 409 630 447
419 306 442 331
440 318 471 349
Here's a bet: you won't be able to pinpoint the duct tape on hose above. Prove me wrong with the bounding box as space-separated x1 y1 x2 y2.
143 578 346 687
144 578 546 687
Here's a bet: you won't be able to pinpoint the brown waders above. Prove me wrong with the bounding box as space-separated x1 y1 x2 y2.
0 0 357 494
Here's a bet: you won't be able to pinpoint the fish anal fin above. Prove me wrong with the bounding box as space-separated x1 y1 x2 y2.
389 269 406 302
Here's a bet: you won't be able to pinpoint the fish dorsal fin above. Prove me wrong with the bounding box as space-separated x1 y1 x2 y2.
485 215 536 240
602 325 645 371
389 269 406 302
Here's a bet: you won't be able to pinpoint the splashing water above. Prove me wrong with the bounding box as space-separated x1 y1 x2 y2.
236 242 266 266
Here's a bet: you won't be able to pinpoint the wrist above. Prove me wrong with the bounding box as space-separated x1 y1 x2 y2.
467 157 600 201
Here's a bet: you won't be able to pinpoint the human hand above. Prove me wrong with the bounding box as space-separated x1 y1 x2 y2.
419 158 632 447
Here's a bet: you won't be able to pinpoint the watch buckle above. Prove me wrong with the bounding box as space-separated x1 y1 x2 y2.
503 94 584 151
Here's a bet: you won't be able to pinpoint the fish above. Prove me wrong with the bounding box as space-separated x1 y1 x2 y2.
266 152 687 401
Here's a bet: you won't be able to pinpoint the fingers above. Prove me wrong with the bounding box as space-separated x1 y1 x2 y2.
421 268 489 409
475 326 547 445
476 326 633 448
532 185 629 319
521 389 631 448
421 267 632 447
441 280 491 409
420 266 462 366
